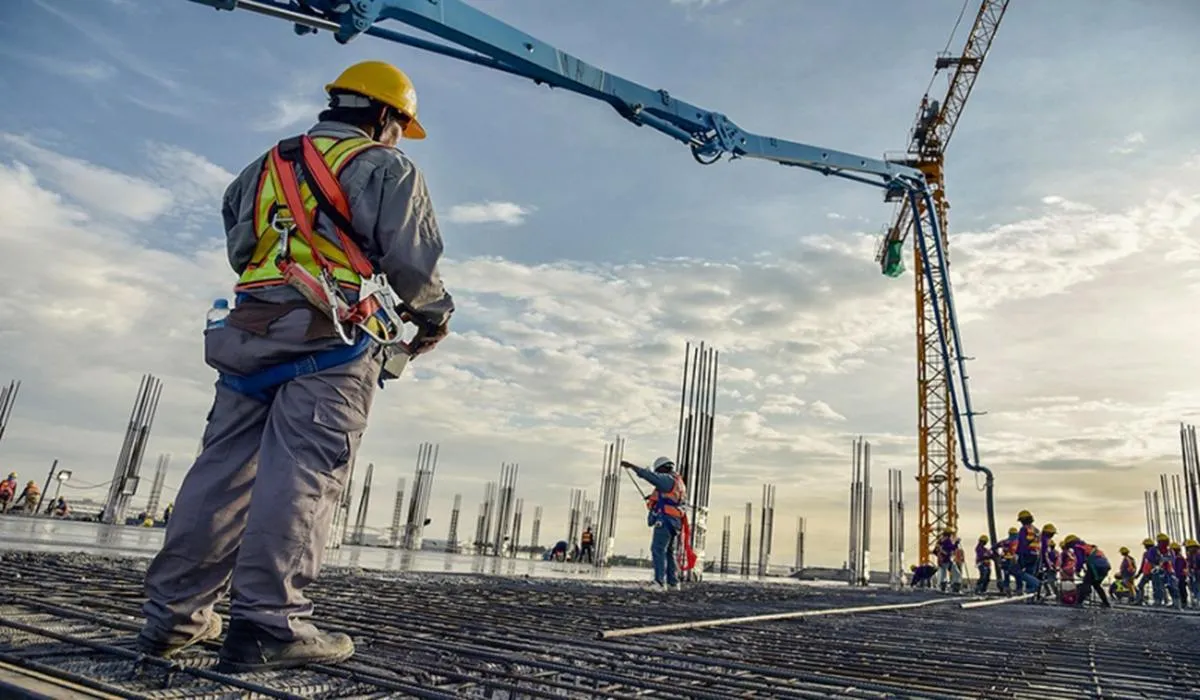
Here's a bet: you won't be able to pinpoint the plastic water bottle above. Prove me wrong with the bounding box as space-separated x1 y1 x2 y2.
206 298 230 330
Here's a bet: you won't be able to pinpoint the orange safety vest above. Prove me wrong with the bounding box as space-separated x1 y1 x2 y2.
646 474 687 519
581 530 594 545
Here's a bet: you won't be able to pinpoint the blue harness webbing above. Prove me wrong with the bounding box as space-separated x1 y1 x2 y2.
218 329 374 403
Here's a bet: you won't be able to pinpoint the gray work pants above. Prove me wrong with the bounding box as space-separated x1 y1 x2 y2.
141 306 382 643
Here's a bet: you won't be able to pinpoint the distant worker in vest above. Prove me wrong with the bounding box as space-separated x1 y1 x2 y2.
13 480 40 513
1061 535 1111 608
623 457 686 591
996 526 1019 594
1171 542 1189 608
934 527 962 593
0 472 16 512
1186 540 1200 608
579 527 596 563
973 534 992 594
909 563 937 588
1014 510 1042 594
51 497 70 518
1112 546 1137 604
136 60 454 673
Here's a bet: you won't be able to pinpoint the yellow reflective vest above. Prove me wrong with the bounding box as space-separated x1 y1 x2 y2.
235 135 381 294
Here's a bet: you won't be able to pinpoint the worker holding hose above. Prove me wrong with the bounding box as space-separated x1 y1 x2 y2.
137 60 454 672
622 457 687 591
933 528 962 593
995 526 1018 594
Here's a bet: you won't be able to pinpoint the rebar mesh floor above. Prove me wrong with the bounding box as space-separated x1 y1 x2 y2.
2 551 1199 699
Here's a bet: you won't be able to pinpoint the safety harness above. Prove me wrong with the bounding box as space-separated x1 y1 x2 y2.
218 134 436 403
263 134 410 347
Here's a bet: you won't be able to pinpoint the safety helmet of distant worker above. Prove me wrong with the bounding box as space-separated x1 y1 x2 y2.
1157 532 1170 543
325 60 426 140
26 480 35 487
1119 546 1130 555
1142 538 1154 547
1017 510 1033 524
978 534 988 543
652 457 675 473
942 527 955 535
1007 527 1018 535
6 472 14 478
1171 542 1182 551
1062 534 1079 547
1186 539 1200 549
1042 523 1057 536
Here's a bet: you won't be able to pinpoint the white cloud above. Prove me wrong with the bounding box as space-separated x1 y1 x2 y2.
256 97 325 132
1 133 173 222
0 139 1196 568
446 201 535 226
1111 131 1147 155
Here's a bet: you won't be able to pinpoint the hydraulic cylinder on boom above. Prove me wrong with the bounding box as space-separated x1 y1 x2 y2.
180 0 998 544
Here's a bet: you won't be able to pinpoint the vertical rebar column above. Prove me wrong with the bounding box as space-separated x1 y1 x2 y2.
477 481 497 554
102 374 164 524
1144 491 1152 541
888 468 905 588
491 463 519 556
1185 424 1200 541
329 456 357 549
794 517 805 572
531 505 543 556
145 454 170 518
756 484 776 577
1172 475 1186 542
847 437 861 585
0 379 21 446
446 493 461 553
740 501 752 577
595 437 624 567
510 498 524 558
402 443 438 550
673 341 719 577
1160 475 1176 542
1153 490 1163 536
349 462 373 545
389 479 407 548
720 515 731 574
863 440 873 584
566 488 584 546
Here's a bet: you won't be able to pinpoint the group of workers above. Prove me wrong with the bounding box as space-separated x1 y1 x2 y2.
910 509 1200 610
0 472 68 516
545 527 596 563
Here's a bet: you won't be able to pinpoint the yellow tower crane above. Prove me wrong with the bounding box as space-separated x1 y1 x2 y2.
876 0 1011 563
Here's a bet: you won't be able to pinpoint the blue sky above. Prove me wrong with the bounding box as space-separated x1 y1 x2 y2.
1 0 1198 565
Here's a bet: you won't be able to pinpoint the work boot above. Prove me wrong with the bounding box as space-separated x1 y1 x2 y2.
216 619 355 673
136 613 223 659
667 583 680 591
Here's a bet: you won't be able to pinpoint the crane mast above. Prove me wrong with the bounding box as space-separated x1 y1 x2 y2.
877 0 1010 563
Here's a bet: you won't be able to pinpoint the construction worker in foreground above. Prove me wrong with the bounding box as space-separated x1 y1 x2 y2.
623 457 686 591
137 61 454 673
13 480 40 513
934 527 962 593
1186 539 1200 608
579 526 596 563
1134 537 1158 605
0 472 16 512
973 535 992 594
1014 510 1042 594
1037 523 1059 600
1112 546 1137 604
1143 533 1178 607
1061 535 1111 608
996 526 1018 594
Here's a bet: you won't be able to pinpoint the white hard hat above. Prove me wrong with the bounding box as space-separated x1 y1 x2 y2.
652 456 675 471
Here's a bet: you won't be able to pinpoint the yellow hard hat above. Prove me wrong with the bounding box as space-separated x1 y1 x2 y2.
1008 527 1018 535
1143 537 1154 547
943 527 955 535
1062 534 1079 546
1186 539 1200 548
1119 546 1130 554
6 472 14 478
1042 523 1056 535
978 534 988 542
325 60 426 140
26 480 35 486
1157 533 1169 542
1171 541 1182 550
1017 509 1032 521
910 564 917 571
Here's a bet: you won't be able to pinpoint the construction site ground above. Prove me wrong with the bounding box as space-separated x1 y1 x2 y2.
1 551 1198 699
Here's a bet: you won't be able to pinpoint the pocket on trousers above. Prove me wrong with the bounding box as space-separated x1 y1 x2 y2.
312 397 370 472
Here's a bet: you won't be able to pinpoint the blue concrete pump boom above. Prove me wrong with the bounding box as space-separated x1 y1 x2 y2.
181 0 998 546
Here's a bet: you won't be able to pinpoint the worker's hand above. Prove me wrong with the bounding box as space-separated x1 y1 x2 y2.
620 460 637 470
401 312 449 356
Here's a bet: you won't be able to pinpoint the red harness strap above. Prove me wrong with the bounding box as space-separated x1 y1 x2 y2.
268 135 381 324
